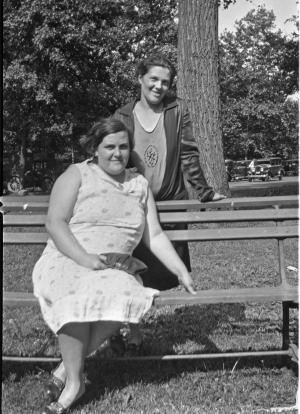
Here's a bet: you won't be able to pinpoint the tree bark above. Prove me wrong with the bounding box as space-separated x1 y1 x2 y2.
177 0 229 196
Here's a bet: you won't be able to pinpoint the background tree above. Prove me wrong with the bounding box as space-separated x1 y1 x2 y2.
177 0 229 196
3 0 298 193
219 6 299 160
3 0 177 181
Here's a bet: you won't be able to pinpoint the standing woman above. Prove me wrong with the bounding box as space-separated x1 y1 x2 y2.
112 54 225 350
32 118 195 413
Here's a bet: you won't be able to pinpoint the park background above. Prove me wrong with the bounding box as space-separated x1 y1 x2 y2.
3 0 299 197
3 1 299 413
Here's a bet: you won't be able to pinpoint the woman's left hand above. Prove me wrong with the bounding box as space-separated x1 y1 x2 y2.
212 192 226 201
179 272 196 294
81 253 108 270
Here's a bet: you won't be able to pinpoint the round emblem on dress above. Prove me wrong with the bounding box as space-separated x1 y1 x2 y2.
144 145 159 167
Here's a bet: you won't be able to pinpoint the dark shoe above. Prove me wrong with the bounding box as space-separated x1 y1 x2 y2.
45 375 65 403
42 401 67 414
124 341 144 357
42 384 85 414
109 334 126 357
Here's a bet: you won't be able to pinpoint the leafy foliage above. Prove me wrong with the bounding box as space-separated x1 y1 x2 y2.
3 0 177 170
3 1 298 179
219 7 299 159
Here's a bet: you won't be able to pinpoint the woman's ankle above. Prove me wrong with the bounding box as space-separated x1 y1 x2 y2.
57 377 85 409
53 361 66 383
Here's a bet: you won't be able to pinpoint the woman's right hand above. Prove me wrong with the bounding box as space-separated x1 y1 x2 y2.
178 272 196 295
81 254 108 270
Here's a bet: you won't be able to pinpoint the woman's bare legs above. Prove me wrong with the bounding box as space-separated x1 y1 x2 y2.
56 322 89 408
51 320 122 403
87 321 122 355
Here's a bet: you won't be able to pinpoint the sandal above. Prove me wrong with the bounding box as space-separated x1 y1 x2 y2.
109 334 126 357
42 383 85 414
45 364 65 403
42 401 67 414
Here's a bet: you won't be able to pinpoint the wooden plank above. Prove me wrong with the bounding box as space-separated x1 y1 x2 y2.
3 232 48 244
2 349 292 363
154 286 298 306
4 286 297 307
4 291 39 306
156 196 299 211
159 209 299 224
3 225 298 244
1 201 49 211
165 226 298 242
3 208 299 226
1 195 298 212
4 215 47 226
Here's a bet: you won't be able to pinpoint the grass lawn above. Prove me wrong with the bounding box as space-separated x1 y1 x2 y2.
2 222 299 413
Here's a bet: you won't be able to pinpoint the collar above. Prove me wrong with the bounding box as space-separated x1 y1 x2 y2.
117 96 179 117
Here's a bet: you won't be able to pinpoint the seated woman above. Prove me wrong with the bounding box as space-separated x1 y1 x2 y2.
32 118 195 414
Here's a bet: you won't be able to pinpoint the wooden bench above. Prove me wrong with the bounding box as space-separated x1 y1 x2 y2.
2 196 299 363
1 194 299 213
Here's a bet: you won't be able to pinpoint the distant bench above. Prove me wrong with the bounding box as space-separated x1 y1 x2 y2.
2 195 299 363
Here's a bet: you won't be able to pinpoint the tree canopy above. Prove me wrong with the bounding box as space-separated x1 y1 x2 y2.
219 7 298 159
3 0 177 168
3 1 298 179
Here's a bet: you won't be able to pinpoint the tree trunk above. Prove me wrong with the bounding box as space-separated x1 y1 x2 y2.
177 0 230 196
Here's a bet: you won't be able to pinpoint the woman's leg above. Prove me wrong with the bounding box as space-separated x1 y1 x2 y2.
86 320 122 355
51 321 122 387
55 322 90 408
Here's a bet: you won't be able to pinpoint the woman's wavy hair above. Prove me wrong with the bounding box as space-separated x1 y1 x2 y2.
136 54 176 86
80 118 132 157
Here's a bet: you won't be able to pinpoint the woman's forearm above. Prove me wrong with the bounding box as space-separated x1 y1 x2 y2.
147 231 188 278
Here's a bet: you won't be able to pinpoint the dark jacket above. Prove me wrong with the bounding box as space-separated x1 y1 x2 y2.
112 96 214 202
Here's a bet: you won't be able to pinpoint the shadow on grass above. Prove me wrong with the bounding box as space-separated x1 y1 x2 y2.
140 303 247 356
2 353 296 412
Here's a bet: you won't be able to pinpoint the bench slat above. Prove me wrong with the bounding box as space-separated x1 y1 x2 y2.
157 197 299 211
4 232 49 244
3 208 299 226
3 226 298 244
166 226 298 241
4 286 297 307
161 209 299 223
1 195 298 212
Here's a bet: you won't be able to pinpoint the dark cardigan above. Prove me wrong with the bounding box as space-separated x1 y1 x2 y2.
112 96 214 202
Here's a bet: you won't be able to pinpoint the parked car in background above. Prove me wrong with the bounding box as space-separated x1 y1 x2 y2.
225 159 235 182
231 160 252 181
283 159 299 176
5 152 55 194
248 157 284 181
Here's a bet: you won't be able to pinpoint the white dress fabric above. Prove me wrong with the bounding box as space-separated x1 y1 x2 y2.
32 161 159 334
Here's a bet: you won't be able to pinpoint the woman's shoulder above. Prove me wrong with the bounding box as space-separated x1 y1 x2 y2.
126 168 149 188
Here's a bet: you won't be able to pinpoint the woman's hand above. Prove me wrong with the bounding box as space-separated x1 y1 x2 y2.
178 272 196 295
82 254 108 270
212 192 226 201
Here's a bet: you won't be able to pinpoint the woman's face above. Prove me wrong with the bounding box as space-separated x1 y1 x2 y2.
138 66 171 106
96 131 130 179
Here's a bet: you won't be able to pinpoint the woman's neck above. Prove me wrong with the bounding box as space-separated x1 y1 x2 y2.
93 162 126 183
138 97 164 113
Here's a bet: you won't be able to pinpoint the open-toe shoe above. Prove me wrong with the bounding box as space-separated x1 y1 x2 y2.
45 374 65 403
42 384 85 414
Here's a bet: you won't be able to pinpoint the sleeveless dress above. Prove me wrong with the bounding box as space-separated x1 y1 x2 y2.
32 160 160 334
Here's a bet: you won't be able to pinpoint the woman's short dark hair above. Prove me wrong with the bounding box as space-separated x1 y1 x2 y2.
80 118 132 156
136 54 176 86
